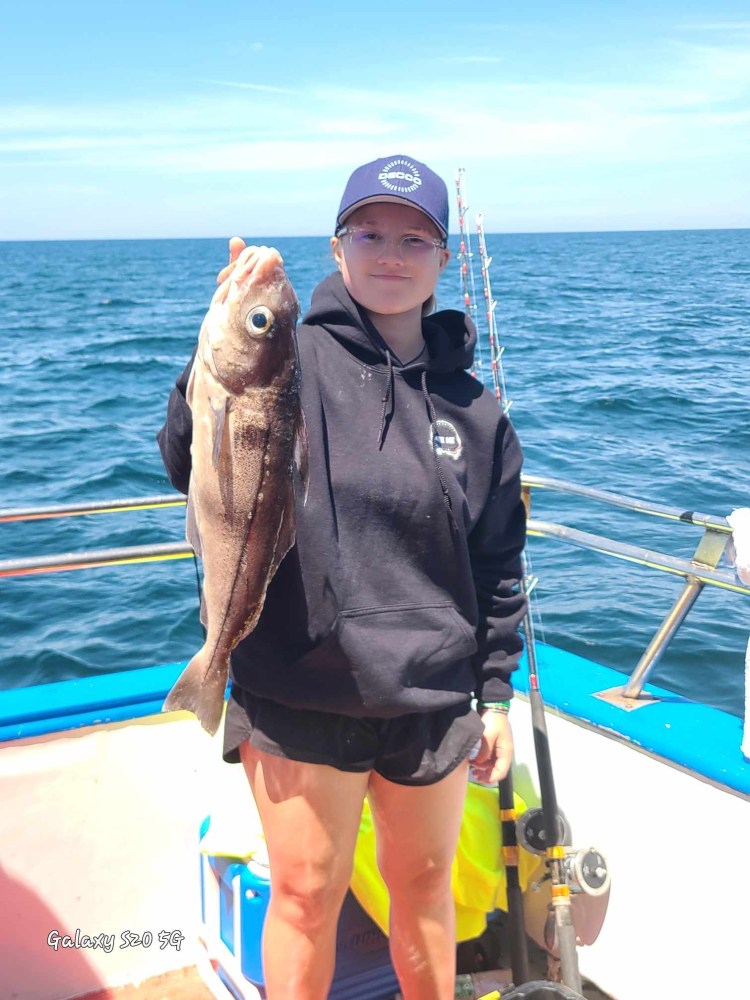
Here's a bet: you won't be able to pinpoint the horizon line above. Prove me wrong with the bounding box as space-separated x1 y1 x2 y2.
1 225 749 245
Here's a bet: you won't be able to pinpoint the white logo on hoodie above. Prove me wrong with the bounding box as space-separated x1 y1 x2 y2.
430 419 462 460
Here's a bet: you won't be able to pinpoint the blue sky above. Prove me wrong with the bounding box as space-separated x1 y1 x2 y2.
2 1 749 239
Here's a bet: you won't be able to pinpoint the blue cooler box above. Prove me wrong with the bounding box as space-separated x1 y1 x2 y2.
199 820 399 1000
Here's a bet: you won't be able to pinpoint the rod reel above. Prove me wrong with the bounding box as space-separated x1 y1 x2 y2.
516 806 570 856
563 847 610 897
518 809 610 898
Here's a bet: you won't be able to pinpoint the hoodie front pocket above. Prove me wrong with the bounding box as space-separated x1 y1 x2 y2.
305 602 478 709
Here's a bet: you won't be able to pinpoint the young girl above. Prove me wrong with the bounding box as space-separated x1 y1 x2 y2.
158 154 527 1000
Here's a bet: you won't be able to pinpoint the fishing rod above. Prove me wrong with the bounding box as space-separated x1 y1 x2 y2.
475 214 509 413
468 199 584 995
519 589 582 995
454 169 484 380
458 188 531 988
498 772 530 988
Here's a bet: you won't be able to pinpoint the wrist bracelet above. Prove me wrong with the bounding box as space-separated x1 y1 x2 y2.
479 699 511 714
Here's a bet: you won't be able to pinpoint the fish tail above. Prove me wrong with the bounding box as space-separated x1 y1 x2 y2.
162 647 227 736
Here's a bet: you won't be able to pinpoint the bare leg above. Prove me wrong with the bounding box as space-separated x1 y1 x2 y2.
240 742 370 1000
368 761 470 1000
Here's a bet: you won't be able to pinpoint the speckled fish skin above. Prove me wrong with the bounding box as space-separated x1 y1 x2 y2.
163 247 305 735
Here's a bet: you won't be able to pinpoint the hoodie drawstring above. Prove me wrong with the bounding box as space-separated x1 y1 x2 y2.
377 349 395 449
373 357 459 537
421 371 459 535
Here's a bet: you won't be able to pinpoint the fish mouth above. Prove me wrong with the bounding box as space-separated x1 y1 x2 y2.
247 247 286 283
228 246 297 323
231 246 287 292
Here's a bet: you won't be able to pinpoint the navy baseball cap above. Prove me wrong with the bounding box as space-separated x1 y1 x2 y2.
336 155 449 239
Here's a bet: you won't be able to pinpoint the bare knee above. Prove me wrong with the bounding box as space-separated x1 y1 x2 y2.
378 853 453 906
270 856 352 935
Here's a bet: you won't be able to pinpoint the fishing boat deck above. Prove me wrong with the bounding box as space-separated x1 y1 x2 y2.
76 964 612 1000
80 966 216 1000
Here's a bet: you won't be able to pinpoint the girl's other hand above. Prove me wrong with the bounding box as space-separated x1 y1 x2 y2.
470 711 514 784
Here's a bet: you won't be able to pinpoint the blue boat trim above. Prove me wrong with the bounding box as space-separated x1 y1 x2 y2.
0 647 747 798
516 643 749 797
0 662 184 741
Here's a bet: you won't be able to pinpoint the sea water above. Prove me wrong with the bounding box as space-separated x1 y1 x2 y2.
0 230 748 715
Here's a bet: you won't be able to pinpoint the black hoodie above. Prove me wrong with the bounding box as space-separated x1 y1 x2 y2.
157 271 526 716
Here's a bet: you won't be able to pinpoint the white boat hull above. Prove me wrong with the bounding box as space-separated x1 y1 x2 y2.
511 694 749 1000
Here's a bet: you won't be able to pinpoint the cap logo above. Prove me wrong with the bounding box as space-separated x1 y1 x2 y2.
378 158 422 194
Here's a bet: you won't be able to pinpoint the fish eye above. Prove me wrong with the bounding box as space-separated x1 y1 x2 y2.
246 306 275 337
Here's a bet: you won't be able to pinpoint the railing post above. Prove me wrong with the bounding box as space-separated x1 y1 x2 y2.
622 577 704 699
521 483 532 519
621 525 729 701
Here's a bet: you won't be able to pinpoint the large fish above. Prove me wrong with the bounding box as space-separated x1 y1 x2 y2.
163 246 306 735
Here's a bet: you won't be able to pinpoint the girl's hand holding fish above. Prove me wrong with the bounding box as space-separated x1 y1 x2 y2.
215 235 248 287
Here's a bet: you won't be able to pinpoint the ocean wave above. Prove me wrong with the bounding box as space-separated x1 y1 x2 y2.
97 297 142 308
55 459 166 498
1 650 93 689
79 357 158 376
82 394 141 415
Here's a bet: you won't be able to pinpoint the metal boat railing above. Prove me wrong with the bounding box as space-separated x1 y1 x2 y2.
1 478 749 705
522 476 750 705
0 496 193 576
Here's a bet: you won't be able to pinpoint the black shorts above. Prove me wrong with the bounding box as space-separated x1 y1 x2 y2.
223 685 484 787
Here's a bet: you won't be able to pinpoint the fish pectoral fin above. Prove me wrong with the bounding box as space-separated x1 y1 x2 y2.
210 394 231 469
186 488 203 559
294 406 310 504
269 479 297 578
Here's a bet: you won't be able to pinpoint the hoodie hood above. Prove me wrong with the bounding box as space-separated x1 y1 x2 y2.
301 271 477 374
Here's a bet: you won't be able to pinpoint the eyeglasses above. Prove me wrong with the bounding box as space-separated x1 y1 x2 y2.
336 226 446 262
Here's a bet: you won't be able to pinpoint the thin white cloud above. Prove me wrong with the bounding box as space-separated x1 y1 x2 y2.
0 135 178 153
668 40 750 89
313 117 396 137
677 22 750 32
0 89 313 138
27 102 743 178
203 78 297 94
1 96 746 178
446 55 503 65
